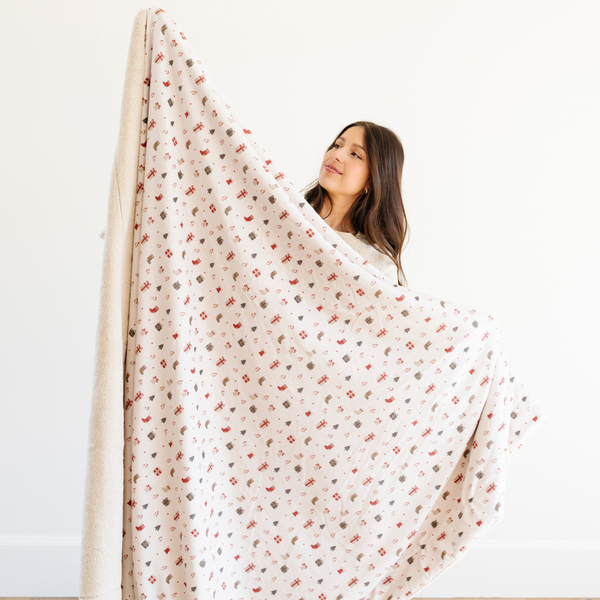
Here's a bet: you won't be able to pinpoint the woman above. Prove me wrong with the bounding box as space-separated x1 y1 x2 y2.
303 121 409 286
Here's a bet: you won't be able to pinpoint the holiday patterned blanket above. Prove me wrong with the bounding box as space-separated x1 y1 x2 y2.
98 7 546 600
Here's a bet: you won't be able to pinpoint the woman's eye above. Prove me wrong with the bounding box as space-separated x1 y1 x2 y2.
330 142 362 159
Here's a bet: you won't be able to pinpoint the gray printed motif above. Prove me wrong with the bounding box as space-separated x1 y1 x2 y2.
120 7 546 600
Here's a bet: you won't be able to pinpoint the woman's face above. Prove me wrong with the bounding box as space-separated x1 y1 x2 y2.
319 126 370 204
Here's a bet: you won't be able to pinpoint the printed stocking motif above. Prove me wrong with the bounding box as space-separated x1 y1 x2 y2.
121 7 546 600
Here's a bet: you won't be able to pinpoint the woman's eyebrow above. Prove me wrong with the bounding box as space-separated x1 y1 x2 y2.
338 136 366 151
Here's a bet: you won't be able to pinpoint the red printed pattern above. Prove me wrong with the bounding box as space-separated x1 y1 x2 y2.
120 7 545 600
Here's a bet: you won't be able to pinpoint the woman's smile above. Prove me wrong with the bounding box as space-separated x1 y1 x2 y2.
325 163 341 174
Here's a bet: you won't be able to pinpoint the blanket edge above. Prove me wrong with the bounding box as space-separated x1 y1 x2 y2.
79 7 148 600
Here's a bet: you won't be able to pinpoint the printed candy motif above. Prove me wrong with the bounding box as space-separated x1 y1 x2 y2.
121 6 546 600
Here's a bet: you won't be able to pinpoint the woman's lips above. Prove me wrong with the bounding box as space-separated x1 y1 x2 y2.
325 164 341 174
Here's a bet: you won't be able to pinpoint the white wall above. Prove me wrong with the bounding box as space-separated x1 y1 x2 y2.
1 0 598 595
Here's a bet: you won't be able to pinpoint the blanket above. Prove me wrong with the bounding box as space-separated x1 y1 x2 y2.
79 7 547 600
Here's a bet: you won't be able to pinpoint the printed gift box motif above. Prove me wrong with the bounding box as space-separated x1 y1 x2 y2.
114 7 547 600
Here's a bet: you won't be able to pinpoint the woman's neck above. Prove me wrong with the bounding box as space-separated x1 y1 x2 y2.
319 195 357 234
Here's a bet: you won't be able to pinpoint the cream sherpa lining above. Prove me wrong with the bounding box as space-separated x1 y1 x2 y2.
79 9 146 600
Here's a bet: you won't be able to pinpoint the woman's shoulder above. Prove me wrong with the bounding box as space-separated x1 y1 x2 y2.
333 230 399 284
335 230 369 245
334 229 384 256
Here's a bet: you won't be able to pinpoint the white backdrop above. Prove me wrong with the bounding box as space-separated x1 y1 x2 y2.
1 0 599 596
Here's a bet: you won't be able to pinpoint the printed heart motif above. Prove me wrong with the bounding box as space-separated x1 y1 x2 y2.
113 9 545 598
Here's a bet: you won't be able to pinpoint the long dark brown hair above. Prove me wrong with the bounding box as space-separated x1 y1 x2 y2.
303 121 409 286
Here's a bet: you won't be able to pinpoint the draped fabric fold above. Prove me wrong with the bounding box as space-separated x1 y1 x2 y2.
80 6 546 600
